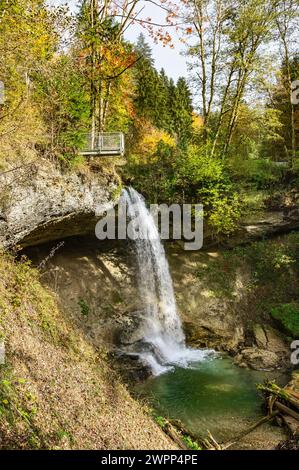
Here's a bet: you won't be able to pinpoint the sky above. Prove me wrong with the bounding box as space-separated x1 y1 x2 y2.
48 0 188 81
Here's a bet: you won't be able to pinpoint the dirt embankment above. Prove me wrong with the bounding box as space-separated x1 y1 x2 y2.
0 249 176 450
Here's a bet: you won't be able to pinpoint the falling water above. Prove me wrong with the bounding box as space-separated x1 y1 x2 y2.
122 187 213 375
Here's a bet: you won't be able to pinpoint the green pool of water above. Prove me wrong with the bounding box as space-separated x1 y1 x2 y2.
136 356 287 441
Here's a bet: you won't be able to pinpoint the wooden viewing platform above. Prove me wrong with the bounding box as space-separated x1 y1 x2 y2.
79 132 125 157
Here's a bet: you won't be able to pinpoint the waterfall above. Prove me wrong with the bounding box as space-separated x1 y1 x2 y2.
122 187 213 375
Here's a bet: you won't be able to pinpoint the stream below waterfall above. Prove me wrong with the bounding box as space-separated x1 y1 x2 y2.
135 356 288 448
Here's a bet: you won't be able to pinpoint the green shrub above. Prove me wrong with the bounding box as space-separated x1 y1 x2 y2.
182 435 201 450
78 298 90 318
234 240 296 284
125 143 241 236
270 303 299 338
229 157 286 189
197 233 299 300
155 416 166 428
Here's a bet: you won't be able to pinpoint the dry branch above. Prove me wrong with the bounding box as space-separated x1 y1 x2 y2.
163 422 189 450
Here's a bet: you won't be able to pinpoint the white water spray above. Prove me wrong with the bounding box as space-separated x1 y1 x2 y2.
122 187 213 375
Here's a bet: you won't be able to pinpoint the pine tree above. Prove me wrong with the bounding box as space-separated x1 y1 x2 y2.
134 36 159 123
167 78 177 134
135 33 154 66
155 69 171 130
133 35 193 147
169 78 193 146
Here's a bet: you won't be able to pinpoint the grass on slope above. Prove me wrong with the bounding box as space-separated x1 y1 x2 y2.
0 250 174 450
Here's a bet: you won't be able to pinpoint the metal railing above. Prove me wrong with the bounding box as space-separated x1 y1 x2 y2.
80 132 125 156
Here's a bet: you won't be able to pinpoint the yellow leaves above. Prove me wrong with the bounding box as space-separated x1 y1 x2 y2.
192 113 204 133
144 128 175 149
135 124 175 164
79 40 137 82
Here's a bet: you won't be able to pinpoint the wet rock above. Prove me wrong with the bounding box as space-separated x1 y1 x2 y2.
184 318 244 353
253 324 268 349
117 311 145 346
253 324 288 352
252 324 289 369
110 351 152 382
234 347 281 370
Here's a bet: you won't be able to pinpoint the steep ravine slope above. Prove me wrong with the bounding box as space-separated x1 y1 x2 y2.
0 250 176 450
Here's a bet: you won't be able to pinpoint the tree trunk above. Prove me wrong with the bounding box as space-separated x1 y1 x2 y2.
90 0 97 149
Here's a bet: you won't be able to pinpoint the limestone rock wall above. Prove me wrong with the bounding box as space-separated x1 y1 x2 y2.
0 159 120 248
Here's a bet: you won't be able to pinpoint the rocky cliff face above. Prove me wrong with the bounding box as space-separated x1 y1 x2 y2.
26 236 136 353
0 159 120 248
